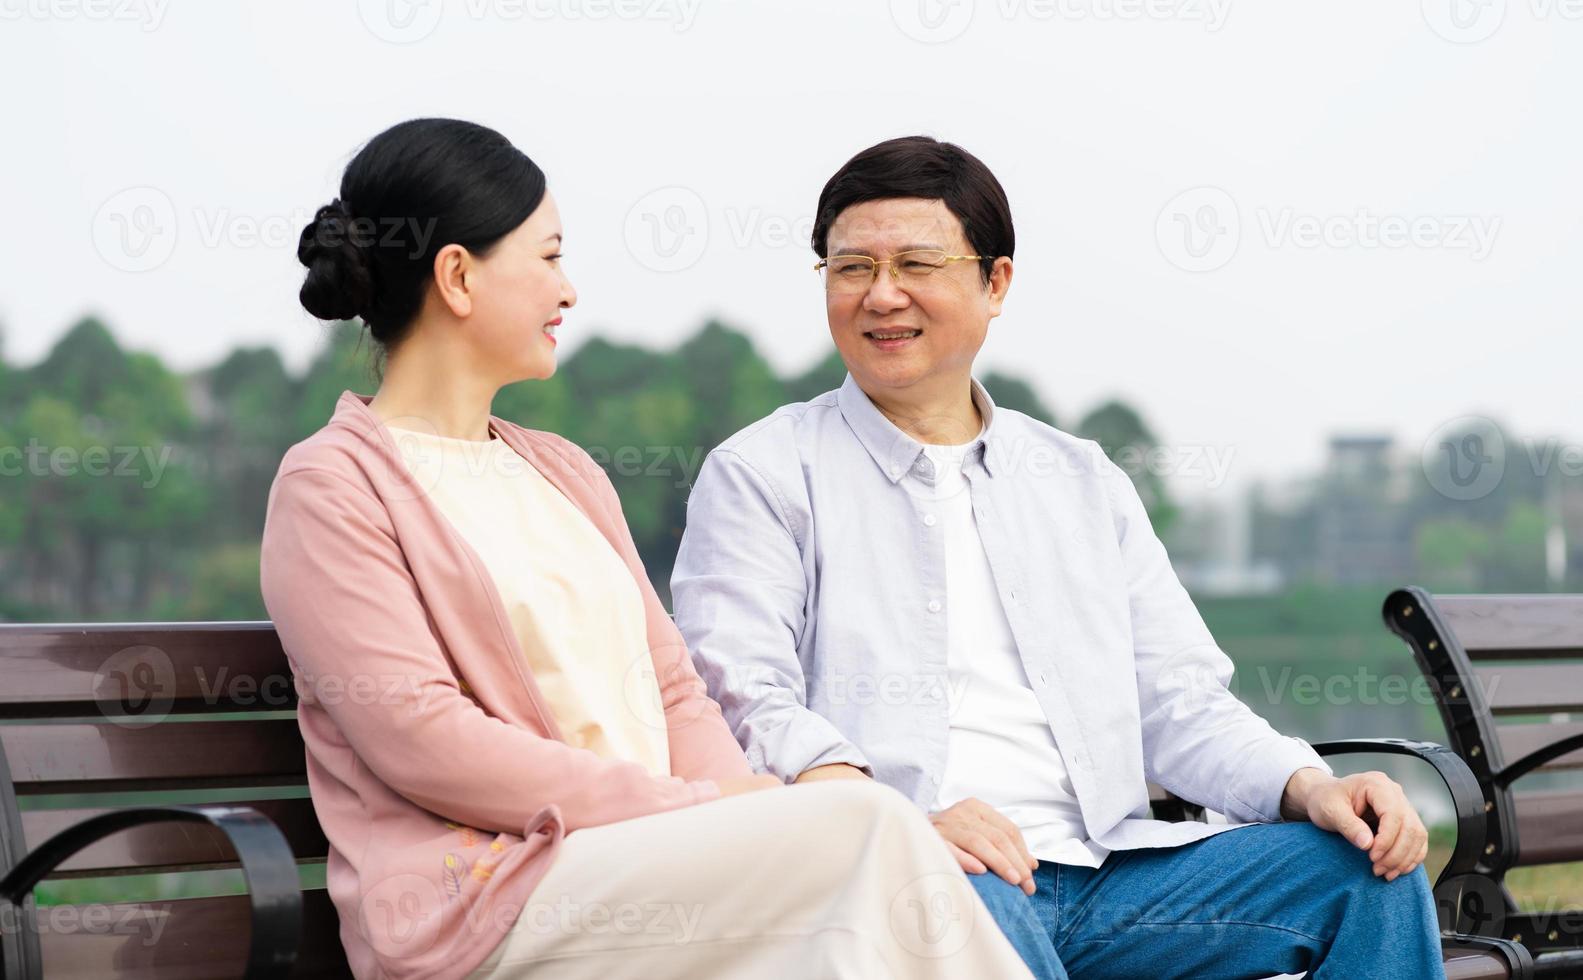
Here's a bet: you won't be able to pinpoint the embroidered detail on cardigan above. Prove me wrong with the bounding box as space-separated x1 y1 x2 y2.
442 852 465 900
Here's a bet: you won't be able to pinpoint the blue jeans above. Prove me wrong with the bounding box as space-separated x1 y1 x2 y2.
967 821 1446 979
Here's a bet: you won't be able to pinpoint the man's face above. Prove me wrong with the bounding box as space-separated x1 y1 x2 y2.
822 197 1009 398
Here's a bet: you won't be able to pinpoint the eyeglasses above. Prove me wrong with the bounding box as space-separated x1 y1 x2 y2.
813 249 987 294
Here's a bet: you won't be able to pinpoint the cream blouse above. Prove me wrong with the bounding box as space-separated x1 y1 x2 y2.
389 422 671 778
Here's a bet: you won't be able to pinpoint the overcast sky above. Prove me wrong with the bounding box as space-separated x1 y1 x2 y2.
3 0 1579 500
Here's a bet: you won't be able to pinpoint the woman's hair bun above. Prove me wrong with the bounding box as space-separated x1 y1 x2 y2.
295 119 547 349
297 197 374 322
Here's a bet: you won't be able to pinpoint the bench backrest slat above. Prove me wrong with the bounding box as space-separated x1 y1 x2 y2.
1435 595 1583 661
1512 789 1583 865
20 796 327 876
33 889 349 978
4 719 306 792
1472 664 1583 716
0 621 295 718
1496 720 1583 774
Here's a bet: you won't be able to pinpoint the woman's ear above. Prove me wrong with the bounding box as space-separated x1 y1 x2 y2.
432 243 474 318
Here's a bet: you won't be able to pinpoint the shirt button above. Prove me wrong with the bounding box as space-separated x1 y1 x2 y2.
923 514 937 527
1038 672 1048 685
928 599 942 613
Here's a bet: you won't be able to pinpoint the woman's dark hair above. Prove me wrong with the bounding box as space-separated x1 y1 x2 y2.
297 117 547 376
811 136 1013 285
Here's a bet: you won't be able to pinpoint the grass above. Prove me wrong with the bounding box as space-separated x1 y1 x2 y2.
1427 825 1583 909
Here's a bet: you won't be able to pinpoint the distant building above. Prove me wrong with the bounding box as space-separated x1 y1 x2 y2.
1169 491 1285 596
1312 436 1416 586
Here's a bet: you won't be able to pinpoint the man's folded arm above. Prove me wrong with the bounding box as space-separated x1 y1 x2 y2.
672 448 874 782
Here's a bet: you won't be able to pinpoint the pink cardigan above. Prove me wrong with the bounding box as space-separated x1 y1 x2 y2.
259 389 753 980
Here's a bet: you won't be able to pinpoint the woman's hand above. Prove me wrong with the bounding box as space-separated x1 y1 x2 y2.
714 774 784 797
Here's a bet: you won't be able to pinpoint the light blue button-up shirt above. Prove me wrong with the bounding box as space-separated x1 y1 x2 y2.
672 373 1332 853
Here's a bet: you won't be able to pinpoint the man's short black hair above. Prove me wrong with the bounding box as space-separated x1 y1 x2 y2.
811 136 1014 285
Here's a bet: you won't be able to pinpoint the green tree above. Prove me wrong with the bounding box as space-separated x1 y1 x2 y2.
293 323 381 441
981 371 1056 426
1077 399 1178 534
785 349 847 402
1415 518 1489 591
1487 501 1550 591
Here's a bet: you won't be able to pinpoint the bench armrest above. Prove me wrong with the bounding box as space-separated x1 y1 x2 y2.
1310 737 1486 881
1312 736 1500 938
1442 933 1536 980
0 804 301 980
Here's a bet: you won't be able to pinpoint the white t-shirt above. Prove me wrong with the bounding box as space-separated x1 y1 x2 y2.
388 423 672 779
907 431 1111 868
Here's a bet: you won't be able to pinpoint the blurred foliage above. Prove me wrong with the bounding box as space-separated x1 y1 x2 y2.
0 316 1167 618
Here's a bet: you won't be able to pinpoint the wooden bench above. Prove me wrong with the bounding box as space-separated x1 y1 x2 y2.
0 621 1537 978
1384 587 1583 979
0 623 350 978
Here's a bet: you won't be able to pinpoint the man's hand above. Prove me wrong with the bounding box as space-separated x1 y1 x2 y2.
793 763 870 784
929 797 1039 896
1281 767 1429 881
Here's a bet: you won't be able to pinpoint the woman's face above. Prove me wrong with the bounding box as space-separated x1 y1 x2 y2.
464 191 577 381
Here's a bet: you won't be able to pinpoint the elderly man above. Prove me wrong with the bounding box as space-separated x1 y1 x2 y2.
671 135 1444 979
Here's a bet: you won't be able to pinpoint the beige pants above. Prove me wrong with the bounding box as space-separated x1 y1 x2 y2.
465 780 1033 979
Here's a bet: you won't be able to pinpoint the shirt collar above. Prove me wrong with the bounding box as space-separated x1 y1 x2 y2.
835 372 1000 484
